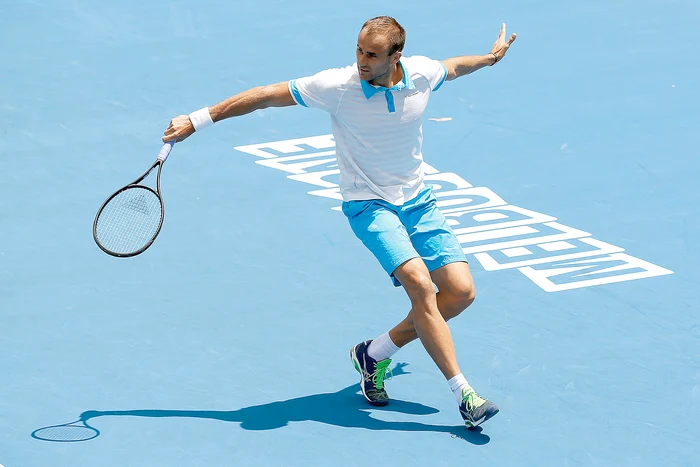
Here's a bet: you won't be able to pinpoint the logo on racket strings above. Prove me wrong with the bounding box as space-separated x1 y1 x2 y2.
124 194 151 215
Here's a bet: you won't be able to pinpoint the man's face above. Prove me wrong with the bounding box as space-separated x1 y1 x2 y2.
356 30 400 82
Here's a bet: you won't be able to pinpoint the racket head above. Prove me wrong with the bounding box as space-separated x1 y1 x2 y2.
31 419 100 442
93 184 165 257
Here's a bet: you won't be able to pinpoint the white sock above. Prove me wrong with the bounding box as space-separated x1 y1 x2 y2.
448 373 471 404
367 332 400 361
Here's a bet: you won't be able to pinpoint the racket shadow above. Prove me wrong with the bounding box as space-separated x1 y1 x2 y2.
33 363 489 445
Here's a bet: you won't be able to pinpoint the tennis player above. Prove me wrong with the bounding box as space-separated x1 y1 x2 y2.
163 16 516 428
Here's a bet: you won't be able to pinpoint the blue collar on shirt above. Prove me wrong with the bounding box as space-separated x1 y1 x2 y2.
360 61 415 113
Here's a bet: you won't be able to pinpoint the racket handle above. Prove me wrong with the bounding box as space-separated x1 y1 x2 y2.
158 141 175 162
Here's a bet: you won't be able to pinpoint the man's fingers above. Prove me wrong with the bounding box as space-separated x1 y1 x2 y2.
163 132 187 143
507 33 517 46
498 23 506 41
162 115 193 143
162 126 177 142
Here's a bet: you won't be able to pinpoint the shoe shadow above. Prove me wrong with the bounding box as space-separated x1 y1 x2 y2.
36 364 490 445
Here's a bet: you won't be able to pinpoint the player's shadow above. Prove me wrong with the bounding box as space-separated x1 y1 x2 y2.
41 364 490 445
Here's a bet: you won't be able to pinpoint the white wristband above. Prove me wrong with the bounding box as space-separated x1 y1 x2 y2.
188 107 214 131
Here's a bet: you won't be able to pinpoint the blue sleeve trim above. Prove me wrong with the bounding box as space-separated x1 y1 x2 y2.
433 62 448 91
288 80 308 107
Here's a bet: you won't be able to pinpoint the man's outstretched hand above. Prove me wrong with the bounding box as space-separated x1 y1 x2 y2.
491 23 517 63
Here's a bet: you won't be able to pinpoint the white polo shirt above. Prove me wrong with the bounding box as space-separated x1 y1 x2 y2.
288 56 448 205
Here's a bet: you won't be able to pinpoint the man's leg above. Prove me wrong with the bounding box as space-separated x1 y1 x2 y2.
391 259 498 427
391 258 462 380
389 261 475 349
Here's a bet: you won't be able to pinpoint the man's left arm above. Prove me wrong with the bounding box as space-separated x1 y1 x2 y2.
442 23 517 81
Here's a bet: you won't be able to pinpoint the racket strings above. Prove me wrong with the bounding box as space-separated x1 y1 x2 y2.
95 187 163 255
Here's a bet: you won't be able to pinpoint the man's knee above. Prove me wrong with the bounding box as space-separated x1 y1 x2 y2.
394 259 435 300
442 277 476 315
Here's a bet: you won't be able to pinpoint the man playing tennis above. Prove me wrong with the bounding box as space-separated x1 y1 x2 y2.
163 16 516 428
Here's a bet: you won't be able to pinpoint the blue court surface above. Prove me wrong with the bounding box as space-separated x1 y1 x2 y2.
1 1 699 466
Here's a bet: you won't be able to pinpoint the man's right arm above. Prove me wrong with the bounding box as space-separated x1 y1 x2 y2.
162 81 296 142
210 81 296 121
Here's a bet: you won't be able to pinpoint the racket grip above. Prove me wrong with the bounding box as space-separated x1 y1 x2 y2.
158 141 175 162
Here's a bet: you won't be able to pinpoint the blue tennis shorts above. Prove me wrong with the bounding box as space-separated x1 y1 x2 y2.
341 185 468 287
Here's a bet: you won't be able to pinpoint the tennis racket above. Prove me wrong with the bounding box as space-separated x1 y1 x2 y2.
93 141 175 257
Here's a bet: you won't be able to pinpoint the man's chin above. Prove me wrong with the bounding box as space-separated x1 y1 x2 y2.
358 69 373 81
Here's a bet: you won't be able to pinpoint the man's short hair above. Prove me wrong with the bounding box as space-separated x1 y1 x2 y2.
360 16 406 56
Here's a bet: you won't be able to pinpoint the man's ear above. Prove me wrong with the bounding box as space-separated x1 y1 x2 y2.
392 50 402 64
